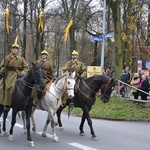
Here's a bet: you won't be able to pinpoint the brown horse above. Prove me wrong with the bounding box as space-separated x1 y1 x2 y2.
56 75 117 140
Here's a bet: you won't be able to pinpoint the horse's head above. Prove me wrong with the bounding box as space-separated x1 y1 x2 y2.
66 71 76 99
100 77 117 103
31 62 45 91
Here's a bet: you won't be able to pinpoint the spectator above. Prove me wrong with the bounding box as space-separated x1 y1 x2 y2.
124 67 132 98
140 74 149 100
106 68 112 78
130 73 140 99
138 69 145 82
119 70 126 97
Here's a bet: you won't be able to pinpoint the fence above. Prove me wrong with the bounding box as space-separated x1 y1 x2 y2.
116 80 150 103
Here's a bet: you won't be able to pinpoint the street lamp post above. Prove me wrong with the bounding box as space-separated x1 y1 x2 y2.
101 0 106 73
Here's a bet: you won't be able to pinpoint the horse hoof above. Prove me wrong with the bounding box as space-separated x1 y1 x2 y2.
42 132 47 137
59 127 64 131
4 131 9 137
54 121 58 126
32 127 36 132
91 136 98 141
80 132 85 136
24 130 27 134
8 135 14 142
54 138 59 143
28 141 35 147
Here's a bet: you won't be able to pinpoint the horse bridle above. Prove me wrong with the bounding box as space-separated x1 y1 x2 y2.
100 78 113 99
77 78 113 100
50 75 75 101
21 68 44 91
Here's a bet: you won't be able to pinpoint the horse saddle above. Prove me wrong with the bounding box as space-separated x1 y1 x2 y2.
74 79 81 93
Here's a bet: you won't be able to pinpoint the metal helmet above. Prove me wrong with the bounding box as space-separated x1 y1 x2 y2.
72 50 79 55
41 50 48 55
12 36 19 48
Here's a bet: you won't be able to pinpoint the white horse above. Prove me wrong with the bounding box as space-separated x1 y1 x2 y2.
22 71 76 143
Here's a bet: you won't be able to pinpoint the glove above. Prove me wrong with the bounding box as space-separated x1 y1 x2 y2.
77 70 83 76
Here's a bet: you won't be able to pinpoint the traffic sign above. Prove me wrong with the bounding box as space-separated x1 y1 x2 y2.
91 32 114 42
104 32 114 38
91 35 103 42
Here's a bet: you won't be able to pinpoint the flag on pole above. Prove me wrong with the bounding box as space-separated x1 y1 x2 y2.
5 5 9 34
38 9 44 36
64 17 73 43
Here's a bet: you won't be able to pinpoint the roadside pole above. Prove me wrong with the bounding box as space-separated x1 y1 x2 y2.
101 0 106 73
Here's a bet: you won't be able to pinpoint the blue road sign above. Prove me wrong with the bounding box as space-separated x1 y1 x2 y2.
91 33 114 42
91 36 103 42
104 32 114 38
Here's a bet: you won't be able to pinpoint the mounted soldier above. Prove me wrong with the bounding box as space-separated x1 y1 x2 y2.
0 36 29 134
62 50 87 79
60 50 87 107
39 50 55 84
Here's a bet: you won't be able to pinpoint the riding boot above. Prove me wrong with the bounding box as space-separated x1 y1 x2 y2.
3 105 10 133
0 104 4 117
69 98 74 108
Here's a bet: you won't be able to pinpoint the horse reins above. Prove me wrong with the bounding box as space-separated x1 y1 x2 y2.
49 75 74 103
99 78 113 99
16 68 44 109
77 78 112 100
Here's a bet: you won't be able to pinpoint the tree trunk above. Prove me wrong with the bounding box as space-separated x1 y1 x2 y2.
108 0 123 78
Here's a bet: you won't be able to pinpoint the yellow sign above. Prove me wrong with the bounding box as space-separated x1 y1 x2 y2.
87 66 102 77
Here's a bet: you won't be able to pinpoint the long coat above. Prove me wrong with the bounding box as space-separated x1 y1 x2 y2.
40 59 55 83
0 53 29 106
62 59 87 78
130 77 140 93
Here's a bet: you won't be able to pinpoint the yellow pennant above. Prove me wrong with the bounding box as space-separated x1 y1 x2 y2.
5 5 9 34
64 18 73 43
38 9 44 36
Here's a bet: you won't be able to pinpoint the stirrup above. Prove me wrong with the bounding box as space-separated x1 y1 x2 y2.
69 102 74 108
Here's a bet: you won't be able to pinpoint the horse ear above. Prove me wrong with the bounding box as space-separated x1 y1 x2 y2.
31 62 36 67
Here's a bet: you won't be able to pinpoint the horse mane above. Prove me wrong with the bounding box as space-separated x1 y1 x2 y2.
85 75 110 83
54 73 66 85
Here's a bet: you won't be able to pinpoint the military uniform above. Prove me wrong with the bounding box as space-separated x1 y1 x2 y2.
40 59 55 84
61 50 87 106
0 52 29 106
63 60 87 79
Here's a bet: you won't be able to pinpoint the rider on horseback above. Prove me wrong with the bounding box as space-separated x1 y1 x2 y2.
0 36 29 135
60 50 87 107
33 50 55 102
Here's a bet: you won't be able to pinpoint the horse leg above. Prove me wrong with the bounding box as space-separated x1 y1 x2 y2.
79 112 86 136
31 106 36 132
82 111 97 140
2 105 10 136
49 113 59 143
42 114 50 137
21 111 27 134
0 104 4 134
56 106 64 131
8 109 17 142
25 108 35 147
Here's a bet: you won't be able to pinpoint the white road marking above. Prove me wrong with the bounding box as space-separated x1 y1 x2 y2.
68 142 98 150
1 119 97 150
36 131 53 139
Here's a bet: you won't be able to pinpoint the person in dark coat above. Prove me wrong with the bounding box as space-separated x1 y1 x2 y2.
106 69 112 78
124 67 132 98
140 74 149 100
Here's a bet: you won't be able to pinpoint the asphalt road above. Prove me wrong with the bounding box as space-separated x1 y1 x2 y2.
0 109 150 150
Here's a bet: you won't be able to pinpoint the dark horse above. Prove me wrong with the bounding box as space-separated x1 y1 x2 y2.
56 75 117 140
6 62 44 147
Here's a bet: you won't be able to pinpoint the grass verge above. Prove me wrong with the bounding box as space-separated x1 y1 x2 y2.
64 95 150 121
